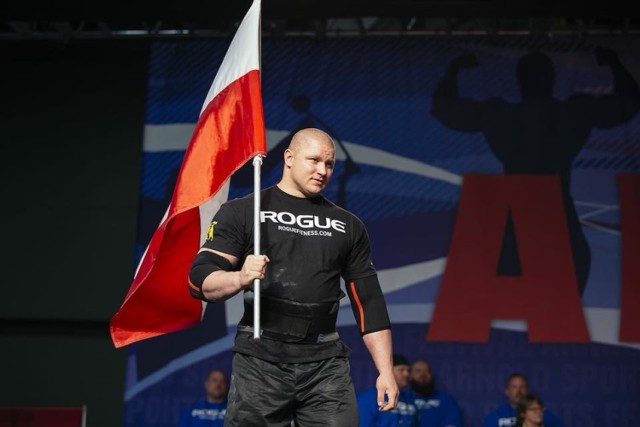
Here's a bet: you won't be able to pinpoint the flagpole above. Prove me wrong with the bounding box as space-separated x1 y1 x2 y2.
253 155 263 339
252 0 263 340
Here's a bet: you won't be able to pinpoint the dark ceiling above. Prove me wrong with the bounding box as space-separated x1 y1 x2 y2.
2 1 639 40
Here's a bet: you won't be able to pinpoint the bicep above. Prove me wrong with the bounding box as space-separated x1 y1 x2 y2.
346 275 391 335
199 248 239 267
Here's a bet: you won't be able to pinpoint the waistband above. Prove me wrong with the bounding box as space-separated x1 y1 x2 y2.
239 294 340 343
237 325 340 344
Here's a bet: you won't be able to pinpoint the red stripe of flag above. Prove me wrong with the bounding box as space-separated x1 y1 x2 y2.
110 0 265 348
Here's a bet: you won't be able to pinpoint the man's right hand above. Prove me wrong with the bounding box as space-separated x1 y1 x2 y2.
239 254 270 287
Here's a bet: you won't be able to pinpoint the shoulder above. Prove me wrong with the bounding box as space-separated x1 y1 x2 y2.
219 188 271 214
219 193 253 212
434 391 461 414
327 200 367 231
315 195 368 235
317 195 357 216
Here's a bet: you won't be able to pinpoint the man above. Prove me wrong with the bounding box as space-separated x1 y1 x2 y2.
406 359 462 427
482 373 562 427
358 354 418 426
178 369 228 427
188 127 397 426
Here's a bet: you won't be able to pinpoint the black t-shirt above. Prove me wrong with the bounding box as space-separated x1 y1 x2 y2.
203 185 377 363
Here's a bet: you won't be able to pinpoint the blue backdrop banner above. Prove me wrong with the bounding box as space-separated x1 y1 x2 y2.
125 35 640 427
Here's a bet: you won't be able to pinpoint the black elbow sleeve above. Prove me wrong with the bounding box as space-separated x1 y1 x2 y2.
345 274 391 335
188 250 233 300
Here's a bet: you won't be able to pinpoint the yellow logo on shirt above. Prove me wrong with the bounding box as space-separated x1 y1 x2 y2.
206 220 218 241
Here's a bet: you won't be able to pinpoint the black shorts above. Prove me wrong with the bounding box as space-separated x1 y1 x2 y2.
225 353 358 427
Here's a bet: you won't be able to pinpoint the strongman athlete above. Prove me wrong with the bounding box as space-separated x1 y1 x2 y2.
188 128 398 426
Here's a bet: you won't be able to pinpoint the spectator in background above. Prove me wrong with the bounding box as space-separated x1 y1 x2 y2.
482 373 562 427
407 359 462 427
358 354 418 426
514 393 545 427
178 369 228 427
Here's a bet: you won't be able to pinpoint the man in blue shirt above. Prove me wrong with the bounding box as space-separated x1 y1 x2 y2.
358 354 418 426
178 369 228 427
482 373 562 427
406 359 462 427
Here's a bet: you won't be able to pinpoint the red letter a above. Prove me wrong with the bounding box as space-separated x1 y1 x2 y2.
427 174 589 342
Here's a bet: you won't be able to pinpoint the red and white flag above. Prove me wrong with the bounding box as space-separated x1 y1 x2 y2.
110 0 266 348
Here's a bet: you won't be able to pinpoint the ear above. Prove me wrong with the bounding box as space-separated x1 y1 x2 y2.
284 148 294 167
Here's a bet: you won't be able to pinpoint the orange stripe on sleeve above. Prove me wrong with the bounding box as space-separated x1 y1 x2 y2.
349 281 365 333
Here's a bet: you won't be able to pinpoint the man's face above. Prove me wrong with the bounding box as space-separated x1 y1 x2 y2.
410 361 432 385
285 136 335 198
393 364 411 389
505 376 529 407
205 371 227 402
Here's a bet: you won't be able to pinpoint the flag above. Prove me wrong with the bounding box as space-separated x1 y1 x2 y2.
110 0 266 348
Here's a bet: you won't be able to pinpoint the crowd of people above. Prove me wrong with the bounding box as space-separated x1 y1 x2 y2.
180 361 560 427
482 373 562 427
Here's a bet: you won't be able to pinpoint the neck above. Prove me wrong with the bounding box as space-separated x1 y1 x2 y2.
276 182 305 198
276 182 319 199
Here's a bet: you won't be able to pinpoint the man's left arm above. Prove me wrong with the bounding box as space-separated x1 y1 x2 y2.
345 271 396 411
345 223 396 410
363 329 398 412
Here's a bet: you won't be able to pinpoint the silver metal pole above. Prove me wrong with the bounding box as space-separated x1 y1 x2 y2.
252 155 263 339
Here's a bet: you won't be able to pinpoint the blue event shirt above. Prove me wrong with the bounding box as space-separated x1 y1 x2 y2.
405 389 463 427
358 386 419 426
482 403 563 427
178 400 227 427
